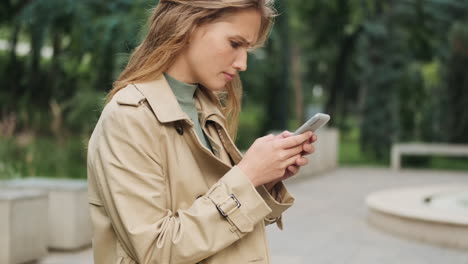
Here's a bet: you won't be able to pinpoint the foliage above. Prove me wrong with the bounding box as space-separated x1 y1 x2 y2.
1 0 152 133
440 21 468 143
339 125 388 167
236 104 265 150
292 0 468 160
1 0 468 178
0 136 87 179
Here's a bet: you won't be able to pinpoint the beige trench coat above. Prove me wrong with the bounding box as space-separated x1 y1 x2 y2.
87 75 295 264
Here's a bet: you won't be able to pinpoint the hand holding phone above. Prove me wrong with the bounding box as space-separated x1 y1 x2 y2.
293 113 330 136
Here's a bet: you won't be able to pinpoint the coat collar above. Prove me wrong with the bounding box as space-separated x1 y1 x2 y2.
132 74 225 124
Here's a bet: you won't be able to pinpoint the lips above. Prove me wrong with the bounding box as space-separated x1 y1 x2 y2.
223 72 234 81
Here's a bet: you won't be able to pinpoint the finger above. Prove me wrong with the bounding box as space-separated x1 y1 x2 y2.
295 156 308 166
260 134 275 143
282 144 304 160
277 132 312 149
275 130 292 140
279 165 299 181
283 154 301 168
281 131 294 138
287 165 299 175
311 134 317 143
305 133 317 144
302 143 315 155
285 165 301 179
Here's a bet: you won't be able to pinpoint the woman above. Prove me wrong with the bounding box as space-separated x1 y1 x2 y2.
87 0 317 263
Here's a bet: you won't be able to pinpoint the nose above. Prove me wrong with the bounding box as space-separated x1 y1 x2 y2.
232 50 247 72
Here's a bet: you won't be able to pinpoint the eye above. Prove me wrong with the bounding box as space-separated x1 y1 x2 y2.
230 41 241 49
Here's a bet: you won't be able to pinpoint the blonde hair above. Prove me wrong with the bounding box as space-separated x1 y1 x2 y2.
107 0 276 139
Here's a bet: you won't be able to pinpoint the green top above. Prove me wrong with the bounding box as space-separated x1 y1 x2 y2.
163 72 213 152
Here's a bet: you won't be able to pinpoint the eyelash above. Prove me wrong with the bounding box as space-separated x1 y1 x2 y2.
230 41 241 49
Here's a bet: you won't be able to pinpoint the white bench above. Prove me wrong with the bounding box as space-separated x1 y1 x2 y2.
0 190 48 264
391 143 468 170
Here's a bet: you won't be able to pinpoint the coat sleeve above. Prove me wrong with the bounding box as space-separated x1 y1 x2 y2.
89 102 273 264
257 182 295 229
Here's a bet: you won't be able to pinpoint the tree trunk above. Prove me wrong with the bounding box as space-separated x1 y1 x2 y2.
7 24 21 101
325 26 363 127
29 26 45 107
291 43 304 124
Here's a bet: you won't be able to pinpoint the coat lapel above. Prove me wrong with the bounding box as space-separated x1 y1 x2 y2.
132 74 243 165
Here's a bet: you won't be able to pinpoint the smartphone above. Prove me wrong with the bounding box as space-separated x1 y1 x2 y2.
293 113 330 136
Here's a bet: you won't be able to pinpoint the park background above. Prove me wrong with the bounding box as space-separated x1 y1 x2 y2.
1 0 467 179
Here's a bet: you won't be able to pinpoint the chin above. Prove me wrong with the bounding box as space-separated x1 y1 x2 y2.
202 80 226 92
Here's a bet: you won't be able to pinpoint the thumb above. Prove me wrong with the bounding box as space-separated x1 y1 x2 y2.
276 130 293 139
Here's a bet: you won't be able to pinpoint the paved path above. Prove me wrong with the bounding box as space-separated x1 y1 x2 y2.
268 167 468 264
40 167 468 263
38 248 92 264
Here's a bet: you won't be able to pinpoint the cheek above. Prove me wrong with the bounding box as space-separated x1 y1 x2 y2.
206 38 234 69
189 41 221 71
186 35 236 90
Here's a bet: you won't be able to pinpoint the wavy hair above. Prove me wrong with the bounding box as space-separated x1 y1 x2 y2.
107 0 276 139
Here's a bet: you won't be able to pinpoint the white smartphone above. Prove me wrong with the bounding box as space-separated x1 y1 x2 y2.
293 113 330 136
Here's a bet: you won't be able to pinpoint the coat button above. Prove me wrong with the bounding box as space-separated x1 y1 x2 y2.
175 125 184 135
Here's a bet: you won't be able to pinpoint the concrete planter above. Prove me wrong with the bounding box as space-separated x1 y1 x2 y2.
2 178 92 250
261 128 339 179
0 190 48 264
298 128 339 177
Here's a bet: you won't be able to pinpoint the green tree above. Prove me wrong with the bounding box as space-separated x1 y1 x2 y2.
440 22 468 143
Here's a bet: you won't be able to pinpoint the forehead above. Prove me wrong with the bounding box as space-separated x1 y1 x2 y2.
204 8 262 45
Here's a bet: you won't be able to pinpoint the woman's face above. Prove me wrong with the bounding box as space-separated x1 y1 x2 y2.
174 8 261 91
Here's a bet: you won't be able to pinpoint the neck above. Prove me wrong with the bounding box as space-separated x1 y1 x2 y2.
166 55 197 84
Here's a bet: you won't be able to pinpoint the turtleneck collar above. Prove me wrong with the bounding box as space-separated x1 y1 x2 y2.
163 72 197 105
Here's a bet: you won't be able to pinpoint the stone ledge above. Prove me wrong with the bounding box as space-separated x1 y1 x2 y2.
368 208 468 250
366 185 468 225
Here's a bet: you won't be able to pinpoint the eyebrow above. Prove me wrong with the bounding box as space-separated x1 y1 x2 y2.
232 35 254 47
